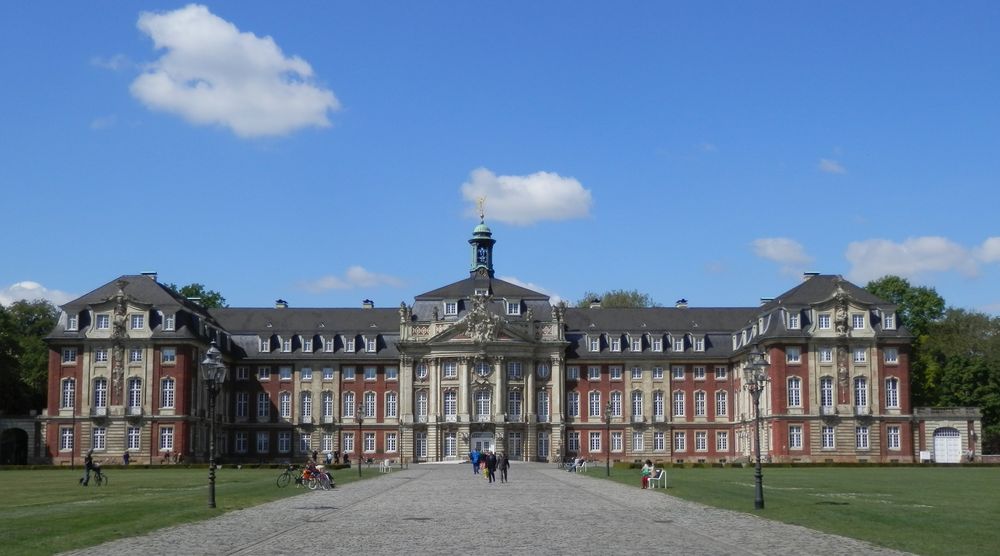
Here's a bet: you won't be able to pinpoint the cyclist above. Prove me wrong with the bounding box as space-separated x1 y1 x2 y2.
80 450 95 486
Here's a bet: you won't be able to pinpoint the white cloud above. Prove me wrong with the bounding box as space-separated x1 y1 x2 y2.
845 236 982 283
497 275 563 305
818 158 846 174
974 237 1000 263
0 281 76 307
299 266 404 293
460 167 592 226
130 4 339 138
752 238 814 276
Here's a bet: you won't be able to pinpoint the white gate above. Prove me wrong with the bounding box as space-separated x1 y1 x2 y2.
933 428 961 463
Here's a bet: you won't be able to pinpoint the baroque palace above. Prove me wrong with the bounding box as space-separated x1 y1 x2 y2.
41 220 980 466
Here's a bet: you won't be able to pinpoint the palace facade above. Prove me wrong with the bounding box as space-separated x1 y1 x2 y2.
40 221 981 466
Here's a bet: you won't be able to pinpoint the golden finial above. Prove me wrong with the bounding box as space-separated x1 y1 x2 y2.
477 196 486 222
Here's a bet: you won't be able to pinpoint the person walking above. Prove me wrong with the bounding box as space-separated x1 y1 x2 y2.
469 448 481 475
80 450 94 486
486 451 498 484
498 452 510 483
122 451 130 466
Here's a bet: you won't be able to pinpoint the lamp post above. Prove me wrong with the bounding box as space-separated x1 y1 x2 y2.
605 400 613 477
356 402 364 478
200 341 227 509
742 347 769 510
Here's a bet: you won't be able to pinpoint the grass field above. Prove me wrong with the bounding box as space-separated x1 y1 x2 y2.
599 465 1000 556
0 465 375 556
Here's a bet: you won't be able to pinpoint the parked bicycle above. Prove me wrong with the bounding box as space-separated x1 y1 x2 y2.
92 466 108 486
303 464 334 490
276 464 298 488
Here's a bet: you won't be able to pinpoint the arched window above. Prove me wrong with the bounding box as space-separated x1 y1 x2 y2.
127 377 142 413
61 378 76 408
279 391 292 418
160 377 175 409
322 391 334 418
566 391 579 417
885 378 899 408
854 377 868 408
631 391 643 418
787 377 801 407
610 391 622 417
715 391 728 416
672 391 685 417
444 390 457 417
589 391 601 417
820 377 834 407
301 391 312 418
343 392 356 417
385 391 398 418
93 378 108 411
653 391 664 418
694 391 706 416
364 391 376 417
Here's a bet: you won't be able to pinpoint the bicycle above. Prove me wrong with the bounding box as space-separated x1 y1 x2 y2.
303 467 334 491
93 467 108 486
276 464 298 488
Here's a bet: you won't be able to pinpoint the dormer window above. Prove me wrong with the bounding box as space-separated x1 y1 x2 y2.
164 313 175 331
344 337 356 353
672 337 685 352
852 313 865 330
323 338 335 352
818 313 831 329
444 301 458 316
505 300 521 316
130 314 144 330
66 314 78 331
884 312 896 330
652 337 663 352
610 337 621 352
693 337 705 352
302 338 313 352
282 338 292 352
474 288 489 296
365 337 377 353
589 336 600 352
259 337 270 353
631 338 642 352
96 314 110 330
788 312 800 330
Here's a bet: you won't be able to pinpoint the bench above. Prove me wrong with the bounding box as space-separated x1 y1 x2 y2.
649 468 666 488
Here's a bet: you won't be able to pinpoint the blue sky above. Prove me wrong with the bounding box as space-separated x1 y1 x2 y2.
2 2 998 314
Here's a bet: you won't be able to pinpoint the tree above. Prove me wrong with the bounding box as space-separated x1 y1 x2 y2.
0 300 58 413
166 283 228 309
575 289 658 308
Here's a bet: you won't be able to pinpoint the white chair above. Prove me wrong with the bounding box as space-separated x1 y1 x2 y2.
379 459 392 473
649 468 666 488
576 460 588 473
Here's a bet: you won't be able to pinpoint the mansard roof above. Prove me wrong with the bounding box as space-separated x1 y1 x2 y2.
563 307 758 333
761 274 886 310
210 307 399 334
415 276 549 300
60 274 204 314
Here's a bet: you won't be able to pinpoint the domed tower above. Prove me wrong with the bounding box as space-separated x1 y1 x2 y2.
468 204 496 278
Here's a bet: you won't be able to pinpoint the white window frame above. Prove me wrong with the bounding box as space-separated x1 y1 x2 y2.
694 337 705 352
279 366 293 381
161 347 176 365
786 346 801 364
130 314 145 330
62 347 78 364
716 431 729 451
96 314 110 330
789 425 803 449
787 377 801 407
258 367 271 381
160 377 175 409
653 431 665 451
588 366 601 380
714 366 727 380
672 391 685 417
694 391 706 417
67 314 78 331
94 348 109 364
715 390 727 416
693 366 706 380
885 378 899 408
884 313 896 330
301 367 313 381
443 361 458 378
652 367 664 380
887 425 901 450
507 361 522 379
652 338 663 352
609 366 623 381
822 425 835 449
589 431 601 452
164 313 175 331
884 347 899 365
674 431 686 452
695 431 707 452
127 426 141 450
610 337 621 352
856 426 870 449
820 347 833 363
818 313 831 329
444 301 458 316
506 301 521 316
672 365 684 380
788 312 800 330
853 347 867 363
852 313 866 330
160 426 174 452
567 366 580 380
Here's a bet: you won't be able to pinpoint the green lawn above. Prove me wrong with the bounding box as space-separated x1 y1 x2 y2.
0 465 376 556
600 465 1000 556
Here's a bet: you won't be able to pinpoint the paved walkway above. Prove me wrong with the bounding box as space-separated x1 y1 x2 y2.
62 463 911 556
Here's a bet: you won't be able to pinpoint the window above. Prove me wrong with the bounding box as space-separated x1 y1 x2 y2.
610 337 621 352
506 301 520 316
322 433 333 452
695 431 707 451
259 337 270 352
589 431 601 452
301 392 312 419
654 432 665 451
853 347 867 363
631 366 642 380
820 377 834 408
301 367 313 381
789 425 803 449
364 367 377 381
631 391 643 418
444 390 457 417
324 338 335 352
589 391 602 417
443 432 457 457
257 432 270 454
278 432 291 453
819 347 833 363
94 348 108 363
60 427 74 451
364 391 377 418
568 432 580 452
856 426 870 449
416 390 429 419
302 338 313 352
363 433 376 453
854 377 868 408
567 366 580 380
279 392 292 419
130 314 145 330
443 361 458 378
672 391 685 417
160 426 174 451
279 366 293 381
96 314 110 330
61 379 76 408
475 361 491 377
788 312 800 329
90 426 106 450
129 347 143 363
609 391 622 417
322 367 334 381
236 392 248 418
127 378 142 411
258 392 271 418
653 391 664 418
93 378 108 411
67 314 78 331
299 433 311 453
693 337 705 352
385 392 398 418
507 361 522 379
565 391 578 417
693 366 706 380
714 366 727 380
609 366 623 380
160 378 175 408
694 391 706 416
672 337 685 351
822 426 835 449
887 425 901 450
365 338 377 352
509 390 524 417
786 346 801 364
885 378 899 408
610 431 623 452
282 338 292 352
416 363 428 379
589 337 600 352
475 390 490 418
160 313 174 331
715 391 728 416
444 301 458 316
537 390 550 420
322 392 334 418
343 367 356 380
884 313 896 330
653 367 664 380
672 366 684 380
884 347 899 364
386 432 397 453
787 377 801 407
652 338 663 352
344 337 356 352
674 431 686 452
343 392 356 417
818 313 831 329
342 432 354 454
258 367 271 381
588 366 601 380
236 366 250 380
127 426 141 450
631 338 642 352
716 431 729 451
852 313 865 330
62 347 78 364
163 347 178 365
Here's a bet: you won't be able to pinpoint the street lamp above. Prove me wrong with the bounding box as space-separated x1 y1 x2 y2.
742 346 769 510
200 340 227 509
356 401 364 478
605 399 613 477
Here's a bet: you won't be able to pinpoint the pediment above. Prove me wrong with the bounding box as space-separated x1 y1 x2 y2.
424 317 536 346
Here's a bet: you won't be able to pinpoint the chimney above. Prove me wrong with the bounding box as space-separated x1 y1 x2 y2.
362 299 374 309
589 298 602 309
275 299 288 309
760 297 774 306
802 272 820 281
141 271 158 282
675 298 688 309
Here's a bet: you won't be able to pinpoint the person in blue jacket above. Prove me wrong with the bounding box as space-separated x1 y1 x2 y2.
469 448 481 474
